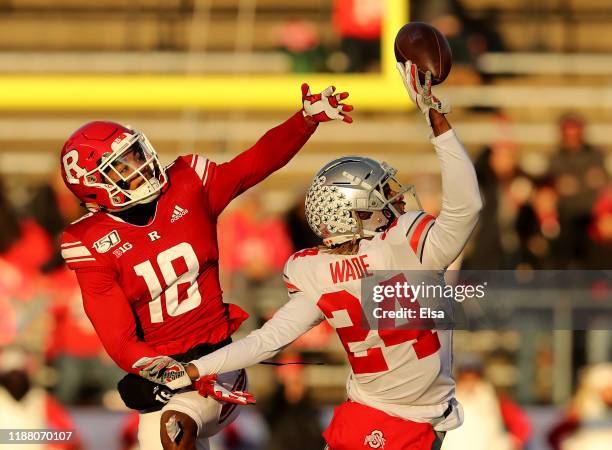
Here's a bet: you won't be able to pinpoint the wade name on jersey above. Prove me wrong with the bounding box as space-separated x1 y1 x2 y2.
329 254 372 283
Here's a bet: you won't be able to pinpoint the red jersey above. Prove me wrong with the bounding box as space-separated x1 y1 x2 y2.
60 112 317 374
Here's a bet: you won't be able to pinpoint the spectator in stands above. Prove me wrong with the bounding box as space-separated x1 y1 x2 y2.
0 178 23 260
119 412 139 450
514 177 561 269
0 178 21 343
27 175 84 270
0 177 53 299
20 180 119 406
548 363 612 450
0 295 17 346
285 195 320 251
463 138 535 269
430 11 482 85
442 355 532 450
0 346 83 450
46 265 123 405
262 353 325 450
0 178 52 353
464 7 507 56
431 12 473 66
413 0 498 84
29 183 67 245
587 187 612 269
214 409 269 450
277 19 327 73
413 0 507 57
549 113 608 268
332 0 382 72
218 192 293 325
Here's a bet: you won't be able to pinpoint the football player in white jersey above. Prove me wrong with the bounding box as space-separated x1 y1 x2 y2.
138 61 482 450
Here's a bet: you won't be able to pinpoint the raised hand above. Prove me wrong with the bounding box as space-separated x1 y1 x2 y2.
302 83 353 124
396 60 450 126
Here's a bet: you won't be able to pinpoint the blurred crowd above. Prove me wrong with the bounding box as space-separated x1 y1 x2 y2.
463 113 610 270
0 109 610 450
278 0 499 82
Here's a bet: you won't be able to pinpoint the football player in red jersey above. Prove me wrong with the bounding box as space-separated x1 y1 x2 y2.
59 84 352 450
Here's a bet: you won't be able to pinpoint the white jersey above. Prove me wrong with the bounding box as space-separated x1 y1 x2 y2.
192 129 481 429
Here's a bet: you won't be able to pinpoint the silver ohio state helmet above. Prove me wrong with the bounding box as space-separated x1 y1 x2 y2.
305 156 420 246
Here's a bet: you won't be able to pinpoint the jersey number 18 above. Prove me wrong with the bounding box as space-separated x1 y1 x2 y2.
134 242 202 323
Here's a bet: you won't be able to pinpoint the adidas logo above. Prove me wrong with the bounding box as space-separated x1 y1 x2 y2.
171 205 188 223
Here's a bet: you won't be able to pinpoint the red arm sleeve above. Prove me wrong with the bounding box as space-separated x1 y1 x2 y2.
205 111 317 216
75 268 160 374
498 394 532 447
120 412 140 450
547 412 580 450
45 394 82 449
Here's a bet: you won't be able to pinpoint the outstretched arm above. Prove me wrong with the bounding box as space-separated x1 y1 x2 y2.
205 84 353 216
185 292 324 379
204 111 317 216
397 62 482 269
422 112 482 269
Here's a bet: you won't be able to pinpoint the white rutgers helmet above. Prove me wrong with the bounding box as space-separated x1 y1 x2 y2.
305 156 420 246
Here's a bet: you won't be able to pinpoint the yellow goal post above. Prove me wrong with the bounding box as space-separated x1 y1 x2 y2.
0 0 409 111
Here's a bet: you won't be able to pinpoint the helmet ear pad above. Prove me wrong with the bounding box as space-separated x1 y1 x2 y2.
382 207 395 220
355 209 395 234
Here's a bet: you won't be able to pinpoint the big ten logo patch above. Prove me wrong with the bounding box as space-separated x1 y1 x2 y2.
113 242 133 258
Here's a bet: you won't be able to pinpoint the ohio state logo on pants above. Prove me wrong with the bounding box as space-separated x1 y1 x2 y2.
364 430 386 448
323 400 438 450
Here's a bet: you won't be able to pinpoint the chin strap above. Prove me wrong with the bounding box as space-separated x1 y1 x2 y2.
82 202 102 213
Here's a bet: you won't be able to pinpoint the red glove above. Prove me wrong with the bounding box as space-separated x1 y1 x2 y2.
194 374 256 405
302 83 353 123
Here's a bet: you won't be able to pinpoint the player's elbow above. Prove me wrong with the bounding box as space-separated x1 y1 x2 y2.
109 347 133 373
100 337 140 374
100 346 131 373
464 200 482 232
469 195 483 217
452 197 482 236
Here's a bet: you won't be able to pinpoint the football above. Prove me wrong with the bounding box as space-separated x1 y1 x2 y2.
394 22 452 85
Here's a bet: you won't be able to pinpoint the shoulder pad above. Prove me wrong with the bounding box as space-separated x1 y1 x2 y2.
60 229 103 271
381 211 436 262
176 154 214 188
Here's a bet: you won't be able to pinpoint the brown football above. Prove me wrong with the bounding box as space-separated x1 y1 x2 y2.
394 22 452 85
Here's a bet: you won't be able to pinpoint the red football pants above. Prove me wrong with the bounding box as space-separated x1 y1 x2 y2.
323 400 439 450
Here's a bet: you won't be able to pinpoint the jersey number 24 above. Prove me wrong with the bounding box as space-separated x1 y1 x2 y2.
317 275 441 374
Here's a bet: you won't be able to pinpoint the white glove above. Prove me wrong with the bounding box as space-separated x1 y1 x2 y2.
132 356 192 390
302 83 353 123
396 60 450 125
